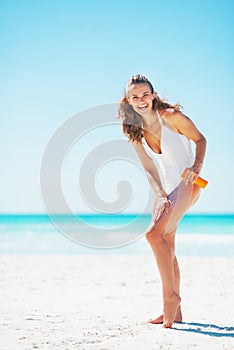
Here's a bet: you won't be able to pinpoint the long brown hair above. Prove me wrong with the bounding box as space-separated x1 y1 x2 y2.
118 74 181 143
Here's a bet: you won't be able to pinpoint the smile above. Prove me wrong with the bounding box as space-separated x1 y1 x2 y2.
138 105 148 111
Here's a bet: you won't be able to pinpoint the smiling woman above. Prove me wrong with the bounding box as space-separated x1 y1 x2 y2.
118 75 180 144
118 74 207 328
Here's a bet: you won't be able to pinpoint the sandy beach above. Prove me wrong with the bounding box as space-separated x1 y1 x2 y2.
0 254 233 350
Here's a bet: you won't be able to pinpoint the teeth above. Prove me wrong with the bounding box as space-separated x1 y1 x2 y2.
139 105 147 108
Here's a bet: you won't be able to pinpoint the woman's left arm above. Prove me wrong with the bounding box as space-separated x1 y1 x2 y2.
164 110 207 185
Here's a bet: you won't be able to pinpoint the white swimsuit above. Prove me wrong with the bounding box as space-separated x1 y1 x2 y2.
142 112 194 195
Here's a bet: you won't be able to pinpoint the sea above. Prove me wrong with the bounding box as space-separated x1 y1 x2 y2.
0 214 233 256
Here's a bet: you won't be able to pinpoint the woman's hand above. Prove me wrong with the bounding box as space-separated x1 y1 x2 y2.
161 190 170 214
182 167 199 185
152 191 170 221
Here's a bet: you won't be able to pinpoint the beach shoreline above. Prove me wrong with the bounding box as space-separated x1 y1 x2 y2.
0 255 233 350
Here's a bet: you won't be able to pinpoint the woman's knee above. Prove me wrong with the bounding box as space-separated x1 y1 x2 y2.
145 227 163 244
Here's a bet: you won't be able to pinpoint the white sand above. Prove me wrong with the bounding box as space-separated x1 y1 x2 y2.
0 254 233 350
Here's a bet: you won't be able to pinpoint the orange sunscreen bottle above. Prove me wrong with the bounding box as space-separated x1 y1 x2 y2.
181 168 208 189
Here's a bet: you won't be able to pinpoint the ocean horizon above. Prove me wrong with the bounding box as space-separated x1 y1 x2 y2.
0 213 233 256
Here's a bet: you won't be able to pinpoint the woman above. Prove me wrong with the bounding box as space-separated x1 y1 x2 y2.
118 75 206 328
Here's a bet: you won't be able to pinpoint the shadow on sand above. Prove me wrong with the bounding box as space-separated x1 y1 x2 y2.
173 322 234 338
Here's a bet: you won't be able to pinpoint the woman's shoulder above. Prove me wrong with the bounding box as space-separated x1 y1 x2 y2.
158 109 188 132
159 108 182 119
130 139 143 148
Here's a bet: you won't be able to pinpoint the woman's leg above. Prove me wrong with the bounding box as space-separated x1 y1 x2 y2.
145 224 181 328
148 227 183 324
145 182 200 328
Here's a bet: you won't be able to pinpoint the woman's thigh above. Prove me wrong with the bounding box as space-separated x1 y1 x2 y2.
149 181 200 235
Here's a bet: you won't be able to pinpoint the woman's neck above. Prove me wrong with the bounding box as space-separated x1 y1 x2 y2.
141 110 160 129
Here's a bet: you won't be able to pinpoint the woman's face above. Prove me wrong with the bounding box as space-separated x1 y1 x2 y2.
127 83 155 115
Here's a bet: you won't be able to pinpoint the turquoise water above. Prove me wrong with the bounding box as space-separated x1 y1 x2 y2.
0 214 233 256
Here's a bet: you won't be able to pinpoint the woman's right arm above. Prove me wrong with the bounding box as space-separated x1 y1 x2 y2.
131 141 170 219
131 141 166 195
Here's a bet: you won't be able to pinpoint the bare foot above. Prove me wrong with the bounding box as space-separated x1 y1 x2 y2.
163 293 181 328
148 305 182 324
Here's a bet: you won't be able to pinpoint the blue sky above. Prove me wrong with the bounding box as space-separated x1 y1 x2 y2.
1 0 233 214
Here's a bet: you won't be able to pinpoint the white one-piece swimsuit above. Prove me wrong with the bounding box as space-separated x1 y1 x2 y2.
142 112 195 195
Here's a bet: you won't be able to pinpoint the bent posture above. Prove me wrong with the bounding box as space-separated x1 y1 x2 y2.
118 75 206 328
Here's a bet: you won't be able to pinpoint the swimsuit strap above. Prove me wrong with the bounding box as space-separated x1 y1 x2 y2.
156 110 164 126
